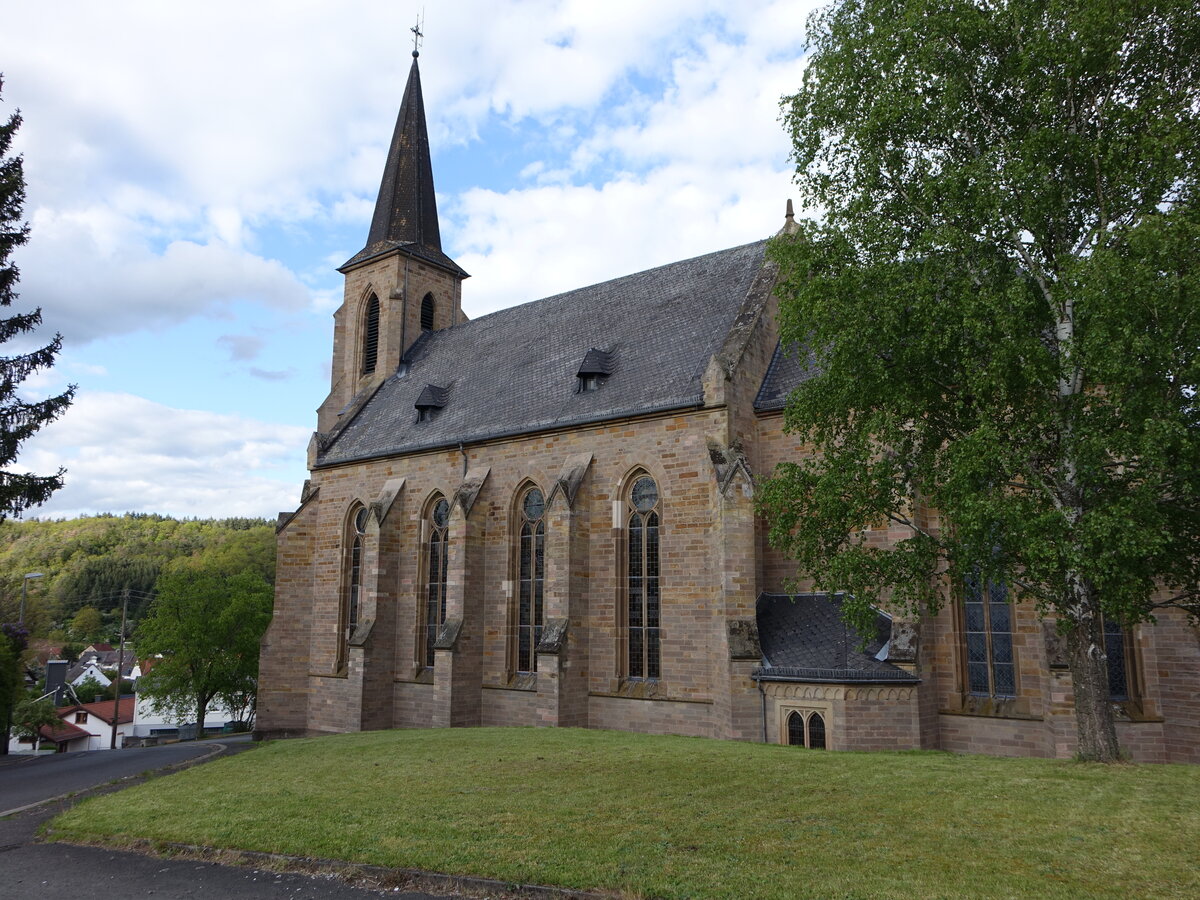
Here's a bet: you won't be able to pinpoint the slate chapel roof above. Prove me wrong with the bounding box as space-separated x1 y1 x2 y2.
754 592 920 684
319 239 770 466
754 341 820 411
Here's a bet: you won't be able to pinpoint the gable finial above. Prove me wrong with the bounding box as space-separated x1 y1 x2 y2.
780 198 800 236
411 14 424 58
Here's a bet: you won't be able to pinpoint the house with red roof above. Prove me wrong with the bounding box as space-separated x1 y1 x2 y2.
7 696 138 753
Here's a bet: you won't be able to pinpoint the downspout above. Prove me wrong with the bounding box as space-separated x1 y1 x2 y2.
759 677 768 744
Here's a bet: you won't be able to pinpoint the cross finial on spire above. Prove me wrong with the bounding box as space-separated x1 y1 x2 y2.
411 15 424 57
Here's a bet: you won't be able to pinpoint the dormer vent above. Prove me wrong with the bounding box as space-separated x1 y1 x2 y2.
414 384 448 423
576 349 614 393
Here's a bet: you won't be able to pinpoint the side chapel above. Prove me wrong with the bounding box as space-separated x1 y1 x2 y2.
256 51 1200 762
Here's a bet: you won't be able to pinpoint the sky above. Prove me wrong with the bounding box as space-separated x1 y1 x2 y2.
0 0 820 521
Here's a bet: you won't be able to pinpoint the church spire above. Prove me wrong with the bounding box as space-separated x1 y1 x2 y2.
366 50 441 253
341 40 466 277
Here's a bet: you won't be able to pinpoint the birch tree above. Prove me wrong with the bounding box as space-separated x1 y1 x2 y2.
760 0 1200 761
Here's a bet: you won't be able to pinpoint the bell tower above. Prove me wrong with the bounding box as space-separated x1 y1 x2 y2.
318 43 468 434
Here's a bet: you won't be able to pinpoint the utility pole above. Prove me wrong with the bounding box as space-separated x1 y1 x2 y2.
18 571 43 623
109 588 129 750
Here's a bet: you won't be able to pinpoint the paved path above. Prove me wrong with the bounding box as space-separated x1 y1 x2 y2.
0 741 467 900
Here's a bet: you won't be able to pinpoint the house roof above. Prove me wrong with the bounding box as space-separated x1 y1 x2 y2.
319 240 770 466
57 696 136 725
39 718 92 745
753 592 920 684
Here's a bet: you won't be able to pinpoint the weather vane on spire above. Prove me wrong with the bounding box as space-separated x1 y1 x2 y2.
411 14 424 57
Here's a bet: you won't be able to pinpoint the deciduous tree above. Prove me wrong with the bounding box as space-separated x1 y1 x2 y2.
761 0 1200 761
136 564 272 736
12 694 58 752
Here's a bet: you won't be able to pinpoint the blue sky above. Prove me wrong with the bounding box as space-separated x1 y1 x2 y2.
1 0 818 519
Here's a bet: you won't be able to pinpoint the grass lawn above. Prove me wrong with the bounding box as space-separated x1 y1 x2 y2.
47 727 1198 899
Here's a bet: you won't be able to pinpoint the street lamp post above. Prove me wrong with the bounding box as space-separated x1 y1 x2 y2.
18 572 43 624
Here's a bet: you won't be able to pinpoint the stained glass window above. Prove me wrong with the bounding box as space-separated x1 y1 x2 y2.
516 487 545 673
808 712 826 749
1104 618 1129 701
340 505 368 670
785 711 827 749
787 711 805 746
963 571 1015 698
627 475 661 680
424 497 449 667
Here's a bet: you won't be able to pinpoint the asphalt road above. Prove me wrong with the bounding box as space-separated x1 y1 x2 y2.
0 741 499 900
0 739 222 815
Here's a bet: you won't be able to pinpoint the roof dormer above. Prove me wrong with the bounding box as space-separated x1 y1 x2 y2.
414 383 448 422
576 348 614 393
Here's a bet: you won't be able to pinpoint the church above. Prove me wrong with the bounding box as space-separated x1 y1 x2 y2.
256 51 1200 763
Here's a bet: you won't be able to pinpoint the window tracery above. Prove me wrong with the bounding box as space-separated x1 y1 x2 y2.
515 486 545 674
626 473 661 680
423 496 450 667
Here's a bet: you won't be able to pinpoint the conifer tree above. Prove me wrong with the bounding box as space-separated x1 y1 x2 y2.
0 76 74 519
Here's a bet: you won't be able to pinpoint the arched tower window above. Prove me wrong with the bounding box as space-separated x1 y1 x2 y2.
626 473 661 680
361 294 380 375
339 505 368 670
423 496 450 667
420 292 435 332
515 486 545 674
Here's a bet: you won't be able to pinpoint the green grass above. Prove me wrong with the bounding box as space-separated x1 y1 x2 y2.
47 728 1199 899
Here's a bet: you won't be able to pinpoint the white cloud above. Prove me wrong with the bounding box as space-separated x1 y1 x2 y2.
218 335 266 363
0 1 819 519
21 217 309 344
452 161 796 317
15 392 310 520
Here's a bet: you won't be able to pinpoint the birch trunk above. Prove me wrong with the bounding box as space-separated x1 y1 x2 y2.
1062 576 1121 761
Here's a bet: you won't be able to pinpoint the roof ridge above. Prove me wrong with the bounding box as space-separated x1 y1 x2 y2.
421 239 769 338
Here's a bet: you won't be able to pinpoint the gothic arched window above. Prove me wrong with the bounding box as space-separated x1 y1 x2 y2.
786 710 828 749
339 505 368 670
361 294 380 375
787 711 805 746
420 292 435 331
626 474 661 680
423 496 450 667
515 486 545 674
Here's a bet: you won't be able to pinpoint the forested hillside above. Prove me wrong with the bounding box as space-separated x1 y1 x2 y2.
0 514 274 639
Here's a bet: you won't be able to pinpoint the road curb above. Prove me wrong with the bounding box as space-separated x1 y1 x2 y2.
72 838 614 900
0 741 230 819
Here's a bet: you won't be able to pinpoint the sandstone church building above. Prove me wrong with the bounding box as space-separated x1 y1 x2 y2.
256 51 1200 763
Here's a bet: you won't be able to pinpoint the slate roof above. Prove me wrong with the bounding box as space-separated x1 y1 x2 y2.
754 592 920 684
319 240 769 466
754 341 820 411
340 54 467 278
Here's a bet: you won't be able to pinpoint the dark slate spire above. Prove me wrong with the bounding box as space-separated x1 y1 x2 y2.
342 51 467 276
369 52 439 250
